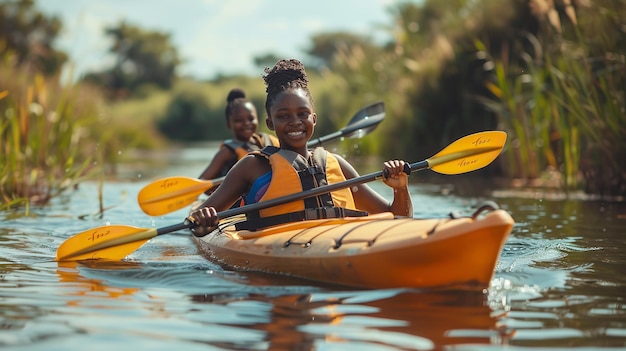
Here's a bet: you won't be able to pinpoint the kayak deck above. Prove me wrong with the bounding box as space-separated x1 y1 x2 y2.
193 207 514 289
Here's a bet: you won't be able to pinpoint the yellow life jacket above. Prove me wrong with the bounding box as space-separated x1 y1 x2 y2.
219 133 279 176
236 147 366 230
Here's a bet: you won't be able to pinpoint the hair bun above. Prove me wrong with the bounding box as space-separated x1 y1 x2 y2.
226 88 246 103
263 59 309 95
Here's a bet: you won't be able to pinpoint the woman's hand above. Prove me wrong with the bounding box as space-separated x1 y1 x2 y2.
382 160 409 190
188 206 220 237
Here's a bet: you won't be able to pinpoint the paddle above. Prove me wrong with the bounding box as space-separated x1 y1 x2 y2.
56 130 507 262
137 101 386 216
307 101 385 147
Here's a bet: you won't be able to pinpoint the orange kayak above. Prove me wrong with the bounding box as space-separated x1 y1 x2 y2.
192 204 514 289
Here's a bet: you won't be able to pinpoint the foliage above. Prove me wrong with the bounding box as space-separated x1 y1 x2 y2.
82 21 181 100
393 1 536 175
314 0 508 166
104 91 170 151
288 29 412 160
483 0 626 196
0 0 67 76
0 60 111 211
296 0 624 197
157 91 215 141
253 53 282 73
304 31 377 72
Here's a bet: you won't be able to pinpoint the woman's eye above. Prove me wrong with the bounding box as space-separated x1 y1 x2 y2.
298 112 310 119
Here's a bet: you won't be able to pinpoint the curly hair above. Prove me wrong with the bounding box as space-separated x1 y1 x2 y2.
262 59 313 117
224 88 251 122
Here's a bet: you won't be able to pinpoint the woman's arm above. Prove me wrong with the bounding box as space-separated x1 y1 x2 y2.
335 154 413 217
198 147 236 180
380 159 413 217
197 155 265 210
190 155 269 235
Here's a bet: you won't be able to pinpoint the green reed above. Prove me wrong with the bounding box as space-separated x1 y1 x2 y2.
0 68 107 212
491 50 591 190
487 11 625 195
548 52 625 193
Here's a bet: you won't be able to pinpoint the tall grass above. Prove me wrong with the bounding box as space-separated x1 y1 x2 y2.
485 0 625 196
0 61 110 212
549 52 625 195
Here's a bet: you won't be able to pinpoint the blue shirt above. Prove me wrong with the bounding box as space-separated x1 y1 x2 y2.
243 171 272 204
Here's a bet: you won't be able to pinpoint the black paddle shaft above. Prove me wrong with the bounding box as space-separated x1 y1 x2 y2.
161 161 418 235
219 161 414 219
308 101 385 148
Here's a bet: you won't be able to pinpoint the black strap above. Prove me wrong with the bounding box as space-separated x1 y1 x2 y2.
304 148 334 207
255 145 280 158
235 207 369 231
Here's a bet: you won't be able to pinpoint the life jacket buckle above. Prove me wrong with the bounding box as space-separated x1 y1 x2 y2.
303 207 345 220
301 165 324 175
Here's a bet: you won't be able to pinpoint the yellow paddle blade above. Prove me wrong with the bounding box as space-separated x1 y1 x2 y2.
137 176 219 216
428 131 507 175
56 225 158 261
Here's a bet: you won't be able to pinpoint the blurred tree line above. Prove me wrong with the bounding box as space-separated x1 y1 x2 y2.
82 21 181 99
2 0 624 199
0 0 66 74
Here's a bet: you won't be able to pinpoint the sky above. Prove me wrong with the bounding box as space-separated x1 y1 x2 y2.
36 0 400 80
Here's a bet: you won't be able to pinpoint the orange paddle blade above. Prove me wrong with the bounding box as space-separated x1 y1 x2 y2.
137 176 222 216
428 131 506 175
56 225 158 261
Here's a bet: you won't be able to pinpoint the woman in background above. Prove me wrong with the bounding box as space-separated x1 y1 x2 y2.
198 88 279 180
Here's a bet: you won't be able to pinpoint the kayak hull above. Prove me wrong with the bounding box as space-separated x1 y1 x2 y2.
193 208 514 289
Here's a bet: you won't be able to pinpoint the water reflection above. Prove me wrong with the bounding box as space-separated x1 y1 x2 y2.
191 287 512 350
56 261 141 302
51 258 515 350
489 196 626 348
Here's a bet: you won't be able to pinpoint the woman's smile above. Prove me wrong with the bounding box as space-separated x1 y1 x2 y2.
287 130 306 137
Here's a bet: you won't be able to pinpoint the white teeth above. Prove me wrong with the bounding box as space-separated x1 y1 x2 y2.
288 131 304 137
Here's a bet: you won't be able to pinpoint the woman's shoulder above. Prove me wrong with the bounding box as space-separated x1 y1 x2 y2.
325 151 359 177
222 154 270 188
325 150 348 163
234 153 271 173
214 143 238 159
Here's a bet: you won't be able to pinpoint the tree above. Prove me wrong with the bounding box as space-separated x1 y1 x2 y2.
304 31 377 71
83 21 181 99
0 0 67 75
253 53 282 71
157 91 216 141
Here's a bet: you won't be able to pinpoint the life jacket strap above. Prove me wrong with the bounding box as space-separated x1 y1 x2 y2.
235 207 369 231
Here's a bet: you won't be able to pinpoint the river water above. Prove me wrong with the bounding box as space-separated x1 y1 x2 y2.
1 143 625 350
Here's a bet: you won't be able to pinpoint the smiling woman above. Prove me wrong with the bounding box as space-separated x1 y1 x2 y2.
189 58 413 236
197 88 279 183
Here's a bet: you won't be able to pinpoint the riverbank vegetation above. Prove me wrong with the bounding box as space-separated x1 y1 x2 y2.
484 0 625 197
0 64 104 211
1 0 624 211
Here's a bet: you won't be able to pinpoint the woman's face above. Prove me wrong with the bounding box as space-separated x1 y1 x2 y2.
227 102 258 142
266 88 316 153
